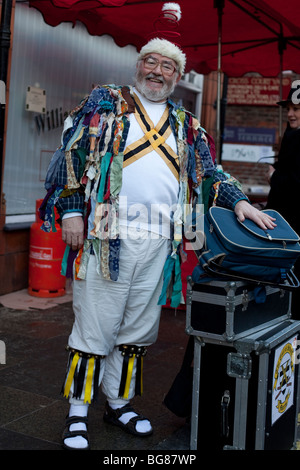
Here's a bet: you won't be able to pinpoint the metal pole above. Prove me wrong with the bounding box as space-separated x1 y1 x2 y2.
279 52 283 140
214 0 224 165
220 73 228 164
278 33 286 142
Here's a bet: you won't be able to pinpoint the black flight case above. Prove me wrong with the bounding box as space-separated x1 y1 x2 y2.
186 277 300 450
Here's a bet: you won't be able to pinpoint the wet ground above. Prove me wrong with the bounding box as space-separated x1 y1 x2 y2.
0 289 190 453
0 288 299 461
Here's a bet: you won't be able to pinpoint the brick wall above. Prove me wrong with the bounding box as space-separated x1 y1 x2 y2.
219 74 300 188
221 102 285 190
221 160 270 186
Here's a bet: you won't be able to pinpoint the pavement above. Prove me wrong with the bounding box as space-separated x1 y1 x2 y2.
0 288 191 454
0 287 299 458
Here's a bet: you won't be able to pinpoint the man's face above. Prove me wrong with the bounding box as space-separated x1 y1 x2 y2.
135 53 181 102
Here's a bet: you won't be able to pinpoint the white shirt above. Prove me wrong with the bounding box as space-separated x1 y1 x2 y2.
119 88 179 239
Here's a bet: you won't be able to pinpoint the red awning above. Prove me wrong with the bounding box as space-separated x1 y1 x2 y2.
28 0 300 77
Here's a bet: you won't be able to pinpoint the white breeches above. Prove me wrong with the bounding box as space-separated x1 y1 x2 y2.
65 234 171 405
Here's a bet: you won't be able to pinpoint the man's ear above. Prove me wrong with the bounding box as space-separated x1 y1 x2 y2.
175 73 182 84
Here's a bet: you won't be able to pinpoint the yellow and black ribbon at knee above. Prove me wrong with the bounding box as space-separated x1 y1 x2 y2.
63 350 80 400
135 353 144 396
62 347 104 404
118 345 147 399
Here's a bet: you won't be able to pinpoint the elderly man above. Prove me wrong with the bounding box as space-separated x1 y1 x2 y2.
41 37 275 450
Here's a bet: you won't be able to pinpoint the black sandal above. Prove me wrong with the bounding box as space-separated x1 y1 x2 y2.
62 415 90 450
103 401 153 437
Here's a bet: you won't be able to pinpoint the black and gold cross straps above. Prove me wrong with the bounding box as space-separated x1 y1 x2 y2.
123 93 179 181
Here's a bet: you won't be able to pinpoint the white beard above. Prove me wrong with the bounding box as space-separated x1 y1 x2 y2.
135 71 177 102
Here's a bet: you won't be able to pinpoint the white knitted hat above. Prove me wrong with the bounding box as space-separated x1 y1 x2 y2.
138 37 186 75
138 3 186 75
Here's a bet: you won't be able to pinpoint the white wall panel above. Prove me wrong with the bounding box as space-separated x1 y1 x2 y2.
4 3 138 216
4 3 202 217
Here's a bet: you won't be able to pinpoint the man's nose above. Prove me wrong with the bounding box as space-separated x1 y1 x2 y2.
152 62 163 73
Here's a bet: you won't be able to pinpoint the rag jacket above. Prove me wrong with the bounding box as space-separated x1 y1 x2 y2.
40 84 248 307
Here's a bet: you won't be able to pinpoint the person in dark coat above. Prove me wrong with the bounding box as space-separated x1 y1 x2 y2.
266 83 300 319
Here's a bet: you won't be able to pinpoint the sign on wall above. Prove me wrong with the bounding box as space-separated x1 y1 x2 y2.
25 86 46 114
227 77 291 106
222 143 275 163
224 126 276 145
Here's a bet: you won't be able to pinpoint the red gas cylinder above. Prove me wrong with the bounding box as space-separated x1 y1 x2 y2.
28 199 66 297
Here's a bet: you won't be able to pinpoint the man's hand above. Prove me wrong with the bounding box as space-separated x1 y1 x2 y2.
234 200 276 230
62 216 84 251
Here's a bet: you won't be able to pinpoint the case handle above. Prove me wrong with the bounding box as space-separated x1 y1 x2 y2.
221 390 230 438
202 261 300 291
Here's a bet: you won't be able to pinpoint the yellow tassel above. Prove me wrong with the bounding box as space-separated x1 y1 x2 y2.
64 352 80 399
84 357 95 404
123 355 135 399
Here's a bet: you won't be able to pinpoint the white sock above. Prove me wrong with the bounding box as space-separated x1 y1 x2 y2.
64 403 89 449
109 402 152 434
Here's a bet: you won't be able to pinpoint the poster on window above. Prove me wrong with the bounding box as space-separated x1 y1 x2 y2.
272 336 297 425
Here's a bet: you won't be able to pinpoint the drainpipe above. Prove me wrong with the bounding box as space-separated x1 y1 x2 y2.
0 0 13 218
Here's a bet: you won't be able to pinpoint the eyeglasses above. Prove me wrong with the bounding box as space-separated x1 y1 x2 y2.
142 56 177 76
